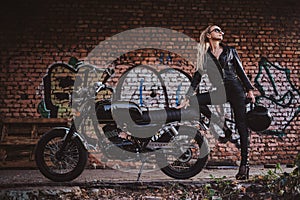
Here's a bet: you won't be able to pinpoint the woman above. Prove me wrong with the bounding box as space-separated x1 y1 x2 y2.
183 25 255 180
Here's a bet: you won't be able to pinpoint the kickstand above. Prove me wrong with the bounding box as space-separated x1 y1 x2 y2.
137 159 147 182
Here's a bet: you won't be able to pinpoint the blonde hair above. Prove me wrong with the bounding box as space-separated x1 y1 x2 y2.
196 25 213 71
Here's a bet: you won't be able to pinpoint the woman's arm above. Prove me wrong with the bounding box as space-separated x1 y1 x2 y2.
186 70 202 98
177 70 202 109
232 48 254 92
232 48 255 103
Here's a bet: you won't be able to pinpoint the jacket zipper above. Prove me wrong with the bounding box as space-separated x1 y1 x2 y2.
209 51 226 81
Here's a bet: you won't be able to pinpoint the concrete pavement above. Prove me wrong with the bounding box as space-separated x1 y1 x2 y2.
0 165 295 189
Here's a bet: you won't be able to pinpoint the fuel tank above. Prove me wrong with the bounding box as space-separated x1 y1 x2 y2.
95 100 114 122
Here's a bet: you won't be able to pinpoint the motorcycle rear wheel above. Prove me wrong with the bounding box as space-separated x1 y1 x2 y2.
157 126 209 179
35 129 88 182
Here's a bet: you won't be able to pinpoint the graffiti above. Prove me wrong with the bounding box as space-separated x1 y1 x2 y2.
114 64 192 110
39 56 299 138
254 57 300 136
42 63 76 118
40 59 113 118
57 76 74 88
37 99 50 118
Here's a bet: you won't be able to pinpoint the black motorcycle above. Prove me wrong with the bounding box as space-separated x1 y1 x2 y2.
35 64 209 182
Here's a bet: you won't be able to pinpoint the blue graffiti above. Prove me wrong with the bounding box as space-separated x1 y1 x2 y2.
139 78 144 106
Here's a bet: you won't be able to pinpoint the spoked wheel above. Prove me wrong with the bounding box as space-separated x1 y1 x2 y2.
35 129 88 182
156 126 209 179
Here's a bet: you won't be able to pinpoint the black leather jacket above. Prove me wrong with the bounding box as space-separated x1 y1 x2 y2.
187 44 254 96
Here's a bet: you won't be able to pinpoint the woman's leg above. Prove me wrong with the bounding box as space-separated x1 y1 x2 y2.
195 91 228 139
191 92 212 118
194 91 227 115
230 99 249 165
226 82 249 166
226 81 250 180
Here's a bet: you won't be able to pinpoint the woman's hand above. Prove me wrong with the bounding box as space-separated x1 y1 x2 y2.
176 97 190 109
246 90 255 103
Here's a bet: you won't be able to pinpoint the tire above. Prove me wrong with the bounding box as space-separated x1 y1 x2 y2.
157 126 209 179
35 129 88 182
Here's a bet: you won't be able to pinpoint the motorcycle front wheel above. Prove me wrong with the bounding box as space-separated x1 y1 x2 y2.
35 129 88 182
156 126 209 179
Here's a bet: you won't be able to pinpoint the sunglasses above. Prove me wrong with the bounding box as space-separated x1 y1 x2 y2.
209 28 224 34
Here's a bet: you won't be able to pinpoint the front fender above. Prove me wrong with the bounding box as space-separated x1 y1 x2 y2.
46 127 89 151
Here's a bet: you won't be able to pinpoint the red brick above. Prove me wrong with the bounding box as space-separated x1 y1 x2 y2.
0 0 299 165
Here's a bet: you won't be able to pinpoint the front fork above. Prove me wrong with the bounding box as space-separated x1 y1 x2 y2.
55 122 78 160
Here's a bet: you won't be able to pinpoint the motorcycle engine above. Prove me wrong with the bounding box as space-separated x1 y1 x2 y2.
102 124 136 159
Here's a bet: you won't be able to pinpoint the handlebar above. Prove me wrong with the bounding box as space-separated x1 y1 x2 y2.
72 66 115 106
102 68 115 84
95 68 114 93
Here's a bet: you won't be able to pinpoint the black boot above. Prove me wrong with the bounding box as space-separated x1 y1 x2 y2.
236 164 250 180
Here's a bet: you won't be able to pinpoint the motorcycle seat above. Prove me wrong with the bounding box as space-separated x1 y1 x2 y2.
137 107 200 125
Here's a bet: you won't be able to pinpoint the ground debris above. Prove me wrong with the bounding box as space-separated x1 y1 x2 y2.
0 175 299 200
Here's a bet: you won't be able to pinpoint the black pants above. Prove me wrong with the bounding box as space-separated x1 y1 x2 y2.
192 79 249 165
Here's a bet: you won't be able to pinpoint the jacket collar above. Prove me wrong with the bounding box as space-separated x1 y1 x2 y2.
208 43 228 53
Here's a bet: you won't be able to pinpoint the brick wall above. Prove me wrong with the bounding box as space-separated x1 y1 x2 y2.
0 0 299 165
